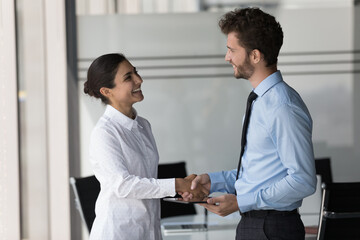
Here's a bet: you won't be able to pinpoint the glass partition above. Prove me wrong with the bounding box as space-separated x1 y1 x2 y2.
74 0 360 238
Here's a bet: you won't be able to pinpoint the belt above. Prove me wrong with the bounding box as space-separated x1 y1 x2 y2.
240 209 298 218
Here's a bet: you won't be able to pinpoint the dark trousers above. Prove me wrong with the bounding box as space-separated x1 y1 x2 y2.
236 210 305 240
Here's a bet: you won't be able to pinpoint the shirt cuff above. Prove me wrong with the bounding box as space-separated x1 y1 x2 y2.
158 178 176 197
208 172 226 193
237 192 256 213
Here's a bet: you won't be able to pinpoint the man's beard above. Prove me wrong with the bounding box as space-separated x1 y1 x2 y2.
234 57 254 80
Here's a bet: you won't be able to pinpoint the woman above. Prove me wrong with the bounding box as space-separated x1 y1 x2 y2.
84 53 207 240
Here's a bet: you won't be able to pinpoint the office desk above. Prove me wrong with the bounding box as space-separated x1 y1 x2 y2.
161 213 238 240
161 212 318 240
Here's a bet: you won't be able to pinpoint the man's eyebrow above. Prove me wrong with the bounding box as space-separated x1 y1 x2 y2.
227 46 235 50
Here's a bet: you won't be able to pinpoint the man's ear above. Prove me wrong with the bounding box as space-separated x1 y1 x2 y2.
100 87 111 98
251 49 262 64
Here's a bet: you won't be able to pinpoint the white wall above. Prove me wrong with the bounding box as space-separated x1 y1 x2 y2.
0 0 20 239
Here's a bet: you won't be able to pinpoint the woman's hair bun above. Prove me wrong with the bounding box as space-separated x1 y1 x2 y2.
83 81 92 95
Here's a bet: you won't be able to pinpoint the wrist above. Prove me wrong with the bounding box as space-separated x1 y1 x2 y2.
175 178 184 192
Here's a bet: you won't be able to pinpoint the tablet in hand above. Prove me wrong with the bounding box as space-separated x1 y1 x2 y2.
163 197 210 204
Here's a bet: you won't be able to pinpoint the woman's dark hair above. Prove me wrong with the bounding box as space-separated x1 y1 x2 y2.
84 53 127 104
219 7 283 67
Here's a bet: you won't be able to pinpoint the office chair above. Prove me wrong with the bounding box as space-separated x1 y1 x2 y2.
70 175 100 233
317 182 360 240
158 161 197 218
314 157 333 185
305 158 333 235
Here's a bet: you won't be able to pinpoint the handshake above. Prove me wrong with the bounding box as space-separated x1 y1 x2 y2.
174 174 239 217
174 174 210 200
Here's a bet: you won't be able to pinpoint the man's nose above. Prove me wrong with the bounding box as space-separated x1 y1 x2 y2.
225 50 231 62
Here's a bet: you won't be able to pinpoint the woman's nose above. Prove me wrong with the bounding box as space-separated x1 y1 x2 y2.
135 74 143 84
134 73 143 84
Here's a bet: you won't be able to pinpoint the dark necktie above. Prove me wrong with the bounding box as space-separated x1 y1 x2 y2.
236 91 258 180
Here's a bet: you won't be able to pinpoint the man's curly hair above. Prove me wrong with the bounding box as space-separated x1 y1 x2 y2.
219 8 283 67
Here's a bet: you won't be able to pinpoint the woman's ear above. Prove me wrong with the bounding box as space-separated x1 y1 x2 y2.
100 87 111 98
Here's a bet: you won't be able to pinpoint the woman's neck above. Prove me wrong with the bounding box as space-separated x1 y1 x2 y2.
110 104 135 119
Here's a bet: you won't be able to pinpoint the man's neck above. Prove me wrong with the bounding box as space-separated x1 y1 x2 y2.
249 65 278 89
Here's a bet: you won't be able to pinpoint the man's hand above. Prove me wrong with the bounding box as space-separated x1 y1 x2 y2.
175 174 209 199
180 174 211 201
199 194 239 217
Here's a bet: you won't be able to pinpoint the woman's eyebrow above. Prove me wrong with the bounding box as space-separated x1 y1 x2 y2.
123 71 132 78
123 67 136 78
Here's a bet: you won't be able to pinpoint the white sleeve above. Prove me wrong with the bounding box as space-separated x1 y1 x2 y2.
89 126 176 199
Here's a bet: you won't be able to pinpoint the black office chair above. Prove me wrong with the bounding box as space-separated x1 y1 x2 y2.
305 157 333 235
158 161 197 218
70 175 100 233
315 157 333 185
317 182 360 240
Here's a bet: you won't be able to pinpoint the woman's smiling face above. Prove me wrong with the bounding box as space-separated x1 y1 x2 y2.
106 60 144 111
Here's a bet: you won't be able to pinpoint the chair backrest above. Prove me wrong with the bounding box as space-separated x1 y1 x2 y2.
317 182 360 240
158 161 196 218
315 158 333 185
70 175 100 232
303 158 333 236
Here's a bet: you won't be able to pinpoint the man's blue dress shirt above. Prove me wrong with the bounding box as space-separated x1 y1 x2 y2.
209 71 317 213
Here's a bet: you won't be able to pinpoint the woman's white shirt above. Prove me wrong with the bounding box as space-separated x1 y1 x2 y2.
89 105 175 240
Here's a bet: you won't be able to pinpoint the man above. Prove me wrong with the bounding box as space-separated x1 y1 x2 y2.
183 7 317 240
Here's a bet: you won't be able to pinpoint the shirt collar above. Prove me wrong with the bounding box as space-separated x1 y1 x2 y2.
253 70 283 97
104 105 141 130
